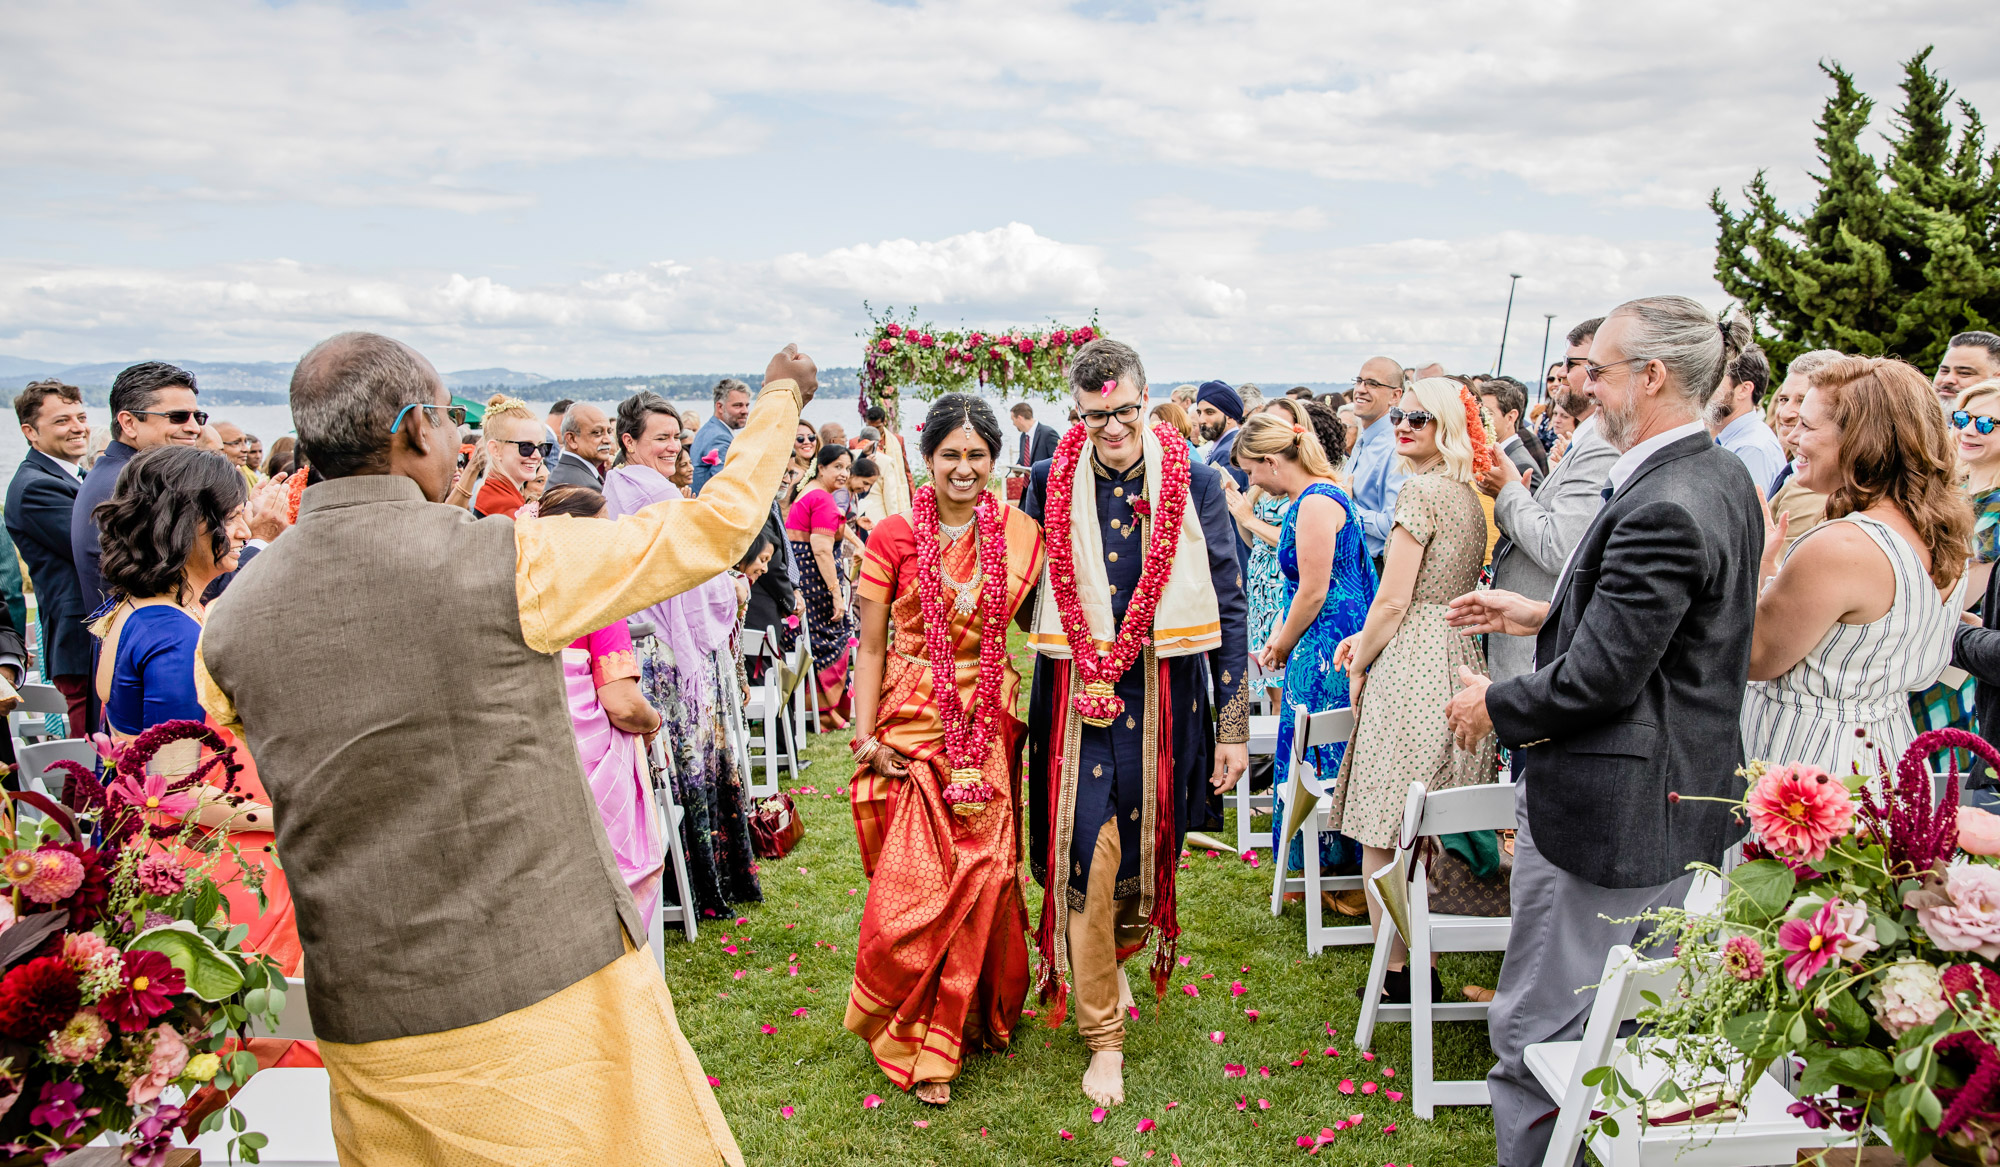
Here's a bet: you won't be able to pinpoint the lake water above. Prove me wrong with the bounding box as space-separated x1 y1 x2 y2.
0 394 1120 486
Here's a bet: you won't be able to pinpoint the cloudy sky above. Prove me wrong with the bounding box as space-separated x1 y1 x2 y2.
4 0 1995 381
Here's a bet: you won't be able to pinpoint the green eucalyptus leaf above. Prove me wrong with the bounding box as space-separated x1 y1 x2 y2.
1824 989 1871 1045
129 921 246 1002
240 1132 268 1150
1581 1066 1608 1087
1821 1047 1894 1093
230 1107 246 1133
1723 1011 1792 1058
1870 912 1908 947
1916 1085 1943 1127
1600 1116 1620 1138
243 987 269 1017
1728 860 1797 923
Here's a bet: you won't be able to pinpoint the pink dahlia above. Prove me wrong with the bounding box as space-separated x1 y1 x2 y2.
1920 864 2000 959
46 1009 110 1064
21 847 84 904
1721 935 1766 981
1748 764 1854 863
126 1023 188 1105
134 855 185 897
1777 900 1849 989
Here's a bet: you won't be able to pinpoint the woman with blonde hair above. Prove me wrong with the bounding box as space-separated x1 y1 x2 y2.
1743 357 1973 777
1236 408 1374 899
1327 377 1497 1003
1952 380 2000 595
1227 396 1312 706
1148 400 1199 444
473 394 553 519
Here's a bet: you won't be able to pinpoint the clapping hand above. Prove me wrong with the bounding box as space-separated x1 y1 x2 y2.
1444 589 1548 638
246 472 293 542
1476 444 1520 499
1758 494 1790 581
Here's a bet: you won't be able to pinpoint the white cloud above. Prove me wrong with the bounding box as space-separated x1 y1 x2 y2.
5 0 1994 211
0 220 1714 378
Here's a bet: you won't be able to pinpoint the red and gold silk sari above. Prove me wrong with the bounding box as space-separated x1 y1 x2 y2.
843 504 1046 1089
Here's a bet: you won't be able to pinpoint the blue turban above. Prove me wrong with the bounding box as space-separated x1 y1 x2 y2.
1196 379 1245 424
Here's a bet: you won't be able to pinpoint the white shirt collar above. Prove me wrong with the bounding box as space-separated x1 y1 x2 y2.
1607 419 1707 493
1501 432 1523 454
41 451 83 479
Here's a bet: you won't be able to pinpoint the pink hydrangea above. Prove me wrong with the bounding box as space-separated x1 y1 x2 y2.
134 855 185 897
46 1009 110 1065
1919 864 2000 959
1721 935 1766 981
1747 764 1854 863
21 848 84 905
126 1024 188 1105
1868 963 1947 1036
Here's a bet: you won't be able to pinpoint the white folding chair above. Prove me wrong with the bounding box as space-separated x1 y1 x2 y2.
1234 713 1279 853
1354 780 1517 1116
1267 704 1372 951
652 732 699 947
740 628 799 797
8 681 71 764
789 622 822 740
193 976 337 1165
13 738 97 802
1531 946 1842 1167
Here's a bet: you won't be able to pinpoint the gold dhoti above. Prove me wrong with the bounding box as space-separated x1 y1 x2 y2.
1066 821 1148 1052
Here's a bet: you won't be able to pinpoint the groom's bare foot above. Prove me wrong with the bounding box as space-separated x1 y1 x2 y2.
914 1081 950 1105
1082 1050 1125 1106
1117 968 1135 1014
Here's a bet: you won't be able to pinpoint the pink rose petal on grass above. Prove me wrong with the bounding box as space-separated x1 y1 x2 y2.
1230 981 1247 997
1362 1081 1378 1095
1177 955 1192 967
1381 1066 1395 1078
1361 1051 1375 1062
1258 1099 1271 1110
1127 1006 1140 1020
1338 1079 1355 1094
1235 1096 1248 1112
723 945 739 955
1325 1047 1340 1057
1091 1107 1107 1124
1382 1123 1398 1134
780 1105 794 1118
1060 1130 1074 1140
1224 1064 1246 1078
1165 1101 1180 1110
735 916 748 925
1201 972 1215 981
785 923 796 930
912 1120 928 1128
1387 1090 1404 1102
1113 1160 1129 1167
1137 1118 1157 1133
1183 983 1200 997
760 1024 777 1035
791 1008 809 1017
862 1094 882 1109
1245 1009 1261 1021
1209 1030 1227 1043
707 1075 720 1087
788 965 799 976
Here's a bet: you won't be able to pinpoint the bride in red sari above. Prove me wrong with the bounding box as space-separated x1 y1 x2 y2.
844 394 1046 1106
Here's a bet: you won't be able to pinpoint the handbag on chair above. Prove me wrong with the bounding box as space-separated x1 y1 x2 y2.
750 792 806 859
1417 830 1512 917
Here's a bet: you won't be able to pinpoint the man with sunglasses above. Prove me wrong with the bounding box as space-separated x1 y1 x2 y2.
71 360 205 611
196 331 816 1167
1345 356 1411 570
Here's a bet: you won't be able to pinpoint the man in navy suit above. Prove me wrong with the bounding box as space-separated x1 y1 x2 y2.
6 380 94 733
72 362 206 614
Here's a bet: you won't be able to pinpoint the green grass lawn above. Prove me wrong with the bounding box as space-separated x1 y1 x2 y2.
670 633 1504 1165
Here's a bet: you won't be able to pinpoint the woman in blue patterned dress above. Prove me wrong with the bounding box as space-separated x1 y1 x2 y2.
1241 407 1377 906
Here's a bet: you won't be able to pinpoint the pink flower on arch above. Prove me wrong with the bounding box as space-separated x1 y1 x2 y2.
1777 900 1848 989
1747 764 1854 863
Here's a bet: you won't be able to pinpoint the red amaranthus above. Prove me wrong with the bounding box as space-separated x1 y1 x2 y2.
911 485 1008 815
1041 422 1191 726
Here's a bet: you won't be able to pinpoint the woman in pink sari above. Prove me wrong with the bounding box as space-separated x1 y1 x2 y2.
539 483 668 927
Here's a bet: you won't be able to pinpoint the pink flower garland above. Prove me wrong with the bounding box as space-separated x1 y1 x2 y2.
911 485 1007 815
1041 422 1191 726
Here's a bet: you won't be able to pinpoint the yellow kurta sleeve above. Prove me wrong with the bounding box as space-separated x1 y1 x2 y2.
192 639 245 738
514 381 802 653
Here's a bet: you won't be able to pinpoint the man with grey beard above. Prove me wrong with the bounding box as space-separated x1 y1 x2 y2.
1445 296 1762 1167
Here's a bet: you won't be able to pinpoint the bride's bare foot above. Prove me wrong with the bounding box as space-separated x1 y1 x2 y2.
1082 1050 1125 1107
914 1081 950 1105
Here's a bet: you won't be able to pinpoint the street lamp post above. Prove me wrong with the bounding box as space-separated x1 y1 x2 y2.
1494 273 1522 377
1537 313 1557 404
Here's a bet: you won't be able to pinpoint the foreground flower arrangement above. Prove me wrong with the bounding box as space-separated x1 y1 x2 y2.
1614 729 2000 1165
0 721 286 1165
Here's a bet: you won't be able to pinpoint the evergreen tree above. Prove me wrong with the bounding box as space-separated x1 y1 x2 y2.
1712 48 2000 371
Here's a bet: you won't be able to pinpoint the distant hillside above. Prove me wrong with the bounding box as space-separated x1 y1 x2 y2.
501 367 863 403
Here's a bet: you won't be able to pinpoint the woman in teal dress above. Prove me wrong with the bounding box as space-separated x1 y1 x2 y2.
1240 407 1376 886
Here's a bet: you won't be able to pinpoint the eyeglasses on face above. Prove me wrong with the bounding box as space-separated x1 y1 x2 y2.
388 402 468 433
128 409 209 427
1953 410 1999 435
1583 356 1653 384
498 439 557 460
1354 376 1401 393
1081 403 1143 429
1387 408 1436 428
1563 356 1591 370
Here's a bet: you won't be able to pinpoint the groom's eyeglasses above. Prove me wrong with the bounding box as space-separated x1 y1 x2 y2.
1954 410 1999 435
1080 403 1143 429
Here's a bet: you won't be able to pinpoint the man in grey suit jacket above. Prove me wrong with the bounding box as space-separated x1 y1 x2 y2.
1446 297 1762 1167
1482 318 1619 683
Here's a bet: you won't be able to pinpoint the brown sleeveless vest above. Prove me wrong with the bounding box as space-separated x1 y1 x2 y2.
201 475 645 1043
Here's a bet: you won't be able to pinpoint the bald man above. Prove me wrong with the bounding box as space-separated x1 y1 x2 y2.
1346 356 1410 565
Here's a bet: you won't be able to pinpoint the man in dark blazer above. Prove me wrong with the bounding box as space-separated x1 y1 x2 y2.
7 381 94 734
1443 297 1762 1167
547 403 611 491
1009 402 1059 468
73 362 206 612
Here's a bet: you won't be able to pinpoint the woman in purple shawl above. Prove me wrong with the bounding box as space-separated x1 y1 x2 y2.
604 392 762 916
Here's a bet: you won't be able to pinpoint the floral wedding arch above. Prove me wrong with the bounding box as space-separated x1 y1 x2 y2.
858 306 1106 411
